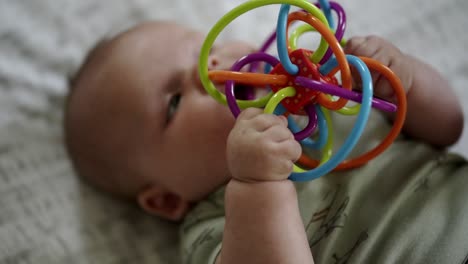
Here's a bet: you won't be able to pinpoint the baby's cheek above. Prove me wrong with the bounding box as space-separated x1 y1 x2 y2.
208 100 235 123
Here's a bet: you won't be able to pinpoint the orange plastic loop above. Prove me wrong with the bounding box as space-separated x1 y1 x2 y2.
208 70 289 87
286 11 352 110
297 57 407 170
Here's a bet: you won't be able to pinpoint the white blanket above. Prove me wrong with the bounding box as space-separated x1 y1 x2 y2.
0 0 467 263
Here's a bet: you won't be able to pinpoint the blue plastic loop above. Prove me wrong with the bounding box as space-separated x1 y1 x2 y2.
289 55 373 181
277 4 299 75
288 104 328 150
318 0 335 29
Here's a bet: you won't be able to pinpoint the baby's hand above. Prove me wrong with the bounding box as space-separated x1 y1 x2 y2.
227 108 302 182
344 35 463 147
344 35 412 101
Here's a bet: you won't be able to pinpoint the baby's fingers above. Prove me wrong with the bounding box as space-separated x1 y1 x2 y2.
237 107 264 121
268 139 302 178
239 109 288 132
278 138 302 162
345 36 403 100
262 118 293 142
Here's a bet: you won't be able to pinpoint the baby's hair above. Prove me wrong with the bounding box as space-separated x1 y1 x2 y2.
64 37 142 200
67 38 110 96
64 38 113 192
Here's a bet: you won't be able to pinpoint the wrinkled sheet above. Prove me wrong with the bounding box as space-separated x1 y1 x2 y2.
0 0 466 263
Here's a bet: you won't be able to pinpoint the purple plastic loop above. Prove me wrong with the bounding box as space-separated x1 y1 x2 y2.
315 1 346 64
259 30 277 53
295 76 397 112
294 103 318 141
225 52 281 117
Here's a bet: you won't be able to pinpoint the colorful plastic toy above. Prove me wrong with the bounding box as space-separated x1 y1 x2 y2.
198 0 407 181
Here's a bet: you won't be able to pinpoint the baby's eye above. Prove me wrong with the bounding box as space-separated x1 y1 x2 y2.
167 93 181 123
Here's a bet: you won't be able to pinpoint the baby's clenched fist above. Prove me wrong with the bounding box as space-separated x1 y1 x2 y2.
226 108 302 182
344 35 413 102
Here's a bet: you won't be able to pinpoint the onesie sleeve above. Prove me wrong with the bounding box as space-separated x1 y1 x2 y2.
180 187 226 264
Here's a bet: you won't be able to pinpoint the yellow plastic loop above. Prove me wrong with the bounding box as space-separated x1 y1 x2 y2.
264 86 296 114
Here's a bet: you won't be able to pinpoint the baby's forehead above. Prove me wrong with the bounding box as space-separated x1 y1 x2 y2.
73 22 204 103
103 24 194 67
115 22 201 47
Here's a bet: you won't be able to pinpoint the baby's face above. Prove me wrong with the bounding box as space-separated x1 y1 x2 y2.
82 22 254 202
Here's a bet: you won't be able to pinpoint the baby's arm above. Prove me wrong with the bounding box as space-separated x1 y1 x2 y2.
344 36 464 147
217 108 313 264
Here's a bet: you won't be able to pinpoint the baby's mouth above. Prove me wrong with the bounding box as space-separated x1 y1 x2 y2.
215 82 269 101
214 83 255 100
233 84 255 100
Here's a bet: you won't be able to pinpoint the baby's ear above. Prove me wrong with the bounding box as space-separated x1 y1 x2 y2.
137 185 190 221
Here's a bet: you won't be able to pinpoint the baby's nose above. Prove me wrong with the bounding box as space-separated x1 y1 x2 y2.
193 41 255 95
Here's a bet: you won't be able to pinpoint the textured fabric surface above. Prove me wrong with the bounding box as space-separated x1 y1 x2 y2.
182 141 468 264
0 0 467 263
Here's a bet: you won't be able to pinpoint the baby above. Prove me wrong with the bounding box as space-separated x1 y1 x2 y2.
65 21 467 263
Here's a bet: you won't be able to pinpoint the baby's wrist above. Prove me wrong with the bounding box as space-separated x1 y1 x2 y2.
225 178 297 207
230 174 289 184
